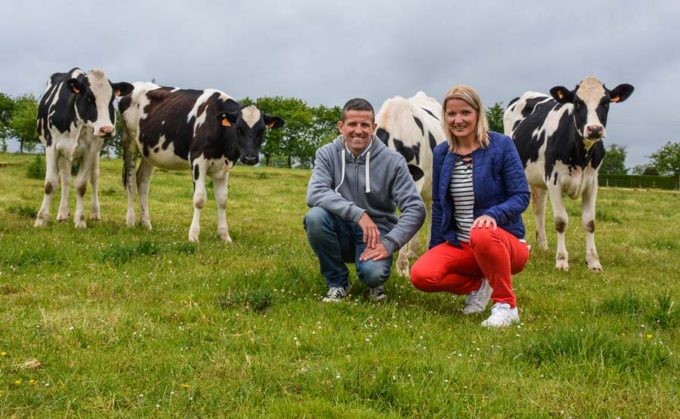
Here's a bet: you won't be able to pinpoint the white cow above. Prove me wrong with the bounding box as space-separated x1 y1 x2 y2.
375 91 447 276
35 68 132 228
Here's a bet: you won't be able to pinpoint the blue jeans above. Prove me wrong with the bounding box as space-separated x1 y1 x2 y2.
304 207 393 289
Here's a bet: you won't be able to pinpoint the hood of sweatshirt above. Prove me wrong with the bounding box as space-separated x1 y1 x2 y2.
331 134 387 194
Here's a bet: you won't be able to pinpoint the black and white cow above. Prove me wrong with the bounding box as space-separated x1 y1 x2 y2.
375 91 447 276
504 76 634 271
119 83 284 242
35 68 133 228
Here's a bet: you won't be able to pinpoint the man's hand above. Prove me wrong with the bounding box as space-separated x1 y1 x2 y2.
358 212 381 249
360 241 389 261
472 215 497 230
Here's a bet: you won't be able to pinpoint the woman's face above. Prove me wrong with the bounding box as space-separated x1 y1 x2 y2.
445 98 478 142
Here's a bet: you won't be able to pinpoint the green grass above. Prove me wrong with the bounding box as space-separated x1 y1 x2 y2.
1 152 679 416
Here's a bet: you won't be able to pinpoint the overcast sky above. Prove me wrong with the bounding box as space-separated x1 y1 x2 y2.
2 0 679 167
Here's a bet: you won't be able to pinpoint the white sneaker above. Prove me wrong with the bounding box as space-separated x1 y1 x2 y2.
322 285 349 302
481 303 519 327
462 278 492 314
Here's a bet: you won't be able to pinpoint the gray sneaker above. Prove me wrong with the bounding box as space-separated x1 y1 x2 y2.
368 285 387 302
462 277 492 314
322 285 349 302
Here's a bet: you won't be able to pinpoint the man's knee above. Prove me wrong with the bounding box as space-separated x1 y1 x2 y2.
358 260 391 288
304 207 332 232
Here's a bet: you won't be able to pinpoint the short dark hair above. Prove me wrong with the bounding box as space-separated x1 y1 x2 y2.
341 98 374 121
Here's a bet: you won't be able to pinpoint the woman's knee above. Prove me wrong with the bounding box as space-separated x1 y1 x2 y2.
410 258 437 291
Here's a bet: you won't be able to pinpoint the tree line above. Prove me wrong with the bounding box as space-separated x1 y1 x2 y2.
1 91 678 175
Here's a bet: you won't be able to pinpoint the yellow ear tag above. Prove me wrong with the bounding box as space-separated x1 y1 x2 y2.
557 90 564 100
610 96 620 103
266 121 275 129
72 86 81 94
114 89 121 97
221 118 231 127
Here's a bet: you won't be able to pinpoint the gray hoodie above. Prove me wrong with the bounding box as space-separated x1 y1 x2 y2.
306 135 426 255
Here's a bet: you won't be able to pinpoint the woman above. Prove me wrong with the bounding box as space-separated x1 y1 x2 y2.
409 85 530 327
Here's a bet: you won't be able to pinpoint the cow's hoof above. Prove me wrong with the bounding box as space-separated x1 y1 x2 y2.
56 213 69 222
74 220 87 229
220 235 233 244
142 222 153 230
90 213 101 221
188 233 199 243
556 260 570 271
587 261 603 272
34 218 48 227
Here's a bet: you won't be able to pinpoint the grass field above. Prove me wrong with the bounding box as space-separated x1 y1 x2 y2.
1 152 679 417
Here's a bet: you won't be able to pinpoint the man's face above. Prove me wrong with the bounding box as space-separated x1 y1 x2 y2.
338 110 376 156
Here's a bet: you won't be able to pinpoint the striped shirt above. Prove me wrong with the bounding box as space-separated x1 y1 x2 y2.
449 153 474 242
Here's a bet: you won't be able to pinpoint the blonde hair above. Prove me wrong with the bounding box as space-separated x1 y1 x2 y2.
442 85 489 151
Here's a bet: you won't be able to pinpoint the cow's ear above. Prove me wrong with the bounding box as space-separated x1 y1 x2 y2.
67 78 83 94
264 115 284 129
112 82 134 97
609 84 634 103
550 86 574 103
216 111 239 127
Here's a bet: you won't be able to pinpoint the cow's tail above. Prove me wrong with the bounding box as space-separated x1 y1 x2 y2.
121 125 136 189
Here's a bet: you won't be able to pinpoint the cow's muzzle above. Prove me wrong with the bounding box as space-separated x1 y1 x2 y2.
241 155 259 165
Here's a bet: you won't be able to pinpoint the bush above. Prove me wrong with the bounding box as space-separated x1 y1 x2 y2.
26 154 45 179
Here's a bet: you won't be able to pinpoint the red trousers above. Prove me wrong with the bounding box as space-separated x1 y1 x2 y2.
410 227 529 308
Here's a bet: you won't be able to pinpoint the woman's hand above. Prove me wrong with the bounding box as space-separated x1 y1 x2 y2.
472 215 497 230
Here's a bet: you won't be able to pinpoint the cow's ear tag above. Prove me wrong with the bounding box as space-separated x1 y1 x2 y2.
114 89 122 97
221 118 231 127
557 90 564 100
610 96 621 103
266 121 275 129
72 86 81 94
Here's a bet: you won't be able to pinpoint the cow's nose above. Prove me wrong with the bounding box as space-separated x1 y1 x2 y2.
586 125 603 139
98 125 115 137
241 155 258 165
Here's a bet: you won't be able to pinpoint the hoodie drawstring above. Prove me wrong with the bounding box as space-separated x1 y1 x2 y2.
364 151 371 193
334 148 346 194
334 147 371 194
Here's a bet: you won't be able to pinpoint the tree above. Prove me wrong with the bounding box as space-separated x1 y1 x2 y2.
485 102 504 133
599 144 627 174
649 141 680 177
0 92 15 152
8 93 39 153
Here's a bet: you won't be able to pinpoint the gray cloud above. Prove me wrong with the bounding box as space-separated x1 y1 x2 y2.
2 0 679 166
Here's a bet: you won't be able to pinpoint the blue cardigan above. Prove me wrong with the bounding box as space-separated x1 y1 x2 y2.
429 131 530 248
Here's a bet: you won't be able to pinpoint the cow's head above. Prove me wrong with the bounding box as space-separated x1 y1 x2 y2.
216 105 284 165
550 76 634 142
67 69 133 138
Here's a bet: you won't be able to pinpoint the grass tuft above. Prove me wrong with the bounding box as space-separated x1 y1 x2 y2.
25 154 45 179
216 290 273 312
7 205 38 219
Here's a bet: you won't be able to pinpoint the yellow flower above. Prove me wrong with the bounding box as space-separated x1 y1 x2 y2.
0 352 7 357
29 379 37 385
646 334 653 339
181 383 191 389
14 379 22 385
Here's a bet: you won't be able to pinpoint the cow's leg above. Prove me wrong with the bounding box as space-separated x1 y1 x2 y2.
35 147 59 227
123 128 138 227
89 152 101 221
582 179 602 272
547 186 569 271
531 186 549 250
73 155 94 229
396 243 411 277
55 155 71 222
189 159 208 242
213 171 232 243
136 160 155 230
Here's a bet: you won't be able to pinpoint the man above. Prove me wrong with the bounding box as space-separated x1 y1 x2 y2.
305 98 426 302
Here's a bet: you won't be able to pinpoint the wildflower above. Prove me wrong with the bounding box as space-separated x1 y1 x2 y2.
29 379 36 385
181 383 191 389
646 334 653 340
14 379 22 385
0 351 6 357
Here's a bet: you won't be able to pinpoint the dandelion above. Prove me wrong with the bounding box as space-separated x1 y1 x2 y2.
181 383 191 389
29 379 36 385
646 334 653 340
14 379 22 385
0 351 6 357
